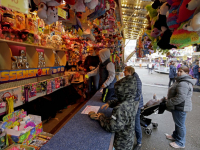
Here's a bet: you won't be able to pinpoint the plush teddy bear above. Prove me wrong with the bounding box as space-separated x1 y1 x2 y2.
183 6 200 32
33 0 51 19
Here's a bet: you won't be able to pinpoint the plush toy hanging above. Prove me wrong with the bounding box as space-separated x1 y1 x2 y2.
73 0 86 12
85 0 99 10
177 0 197 23
33 0 61 24
183 3 200 32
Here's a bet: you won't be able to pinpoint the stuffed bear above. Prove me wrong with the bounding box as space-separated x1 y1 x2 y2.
183 6 200 32
33 0 51 19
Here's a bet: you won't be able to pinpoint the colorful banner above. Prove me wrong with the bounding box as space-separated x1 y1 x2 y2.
0 66 65 83
1 0 29 14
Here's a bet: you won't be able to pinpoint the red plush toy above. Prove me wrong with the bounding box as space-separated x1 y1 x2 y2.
64 0 76 5
177 0 197 23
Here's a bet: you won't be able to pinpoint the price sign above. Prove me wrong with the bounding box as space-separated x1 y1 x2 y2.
102 30 108 34
58 7 66 19
191 35 199 42
1 0 29 14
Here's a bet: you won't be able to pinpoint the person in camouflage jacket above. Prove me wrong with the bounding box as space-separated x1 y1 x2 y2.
96 75 139 150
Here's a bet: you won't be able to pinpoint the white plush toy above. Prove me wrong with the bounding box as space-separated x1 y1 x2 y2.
84 0 92 3
44 0 61 24
186 0 200 10
85 0 98 10
33 0 51 19
183 5 200 32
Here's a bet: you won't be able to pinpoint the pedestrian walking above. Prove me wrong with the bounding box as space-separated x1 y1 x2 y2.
169 62 176 87
148 62 153 74
193 61 199 85
165 66 196 149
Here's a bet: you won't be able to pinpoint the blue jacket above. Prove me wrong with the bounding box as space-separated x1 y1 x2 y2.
193 65 199 75
133 72 143 109
169 65 176 78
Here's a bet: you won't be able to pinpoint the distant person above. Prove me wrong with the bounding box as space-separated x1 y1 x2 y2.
183 61 188 67
193 61 199 85
176 61 181 70
148 62 153 74
165 66 196 149
169 62 177 87
84 47 100 95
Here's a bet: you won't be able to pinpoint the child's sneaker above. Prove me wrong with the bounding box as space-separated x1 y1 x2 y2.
170 142 185 149
165 133 175 140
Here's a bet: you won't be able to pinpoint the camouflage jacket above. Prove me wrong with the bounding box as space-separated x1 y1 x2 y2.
99 75 139 150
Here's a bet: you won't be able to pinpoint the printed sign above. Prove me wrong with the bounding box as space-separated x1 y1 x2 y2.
0 66 65 83
1 0 29 14
58 7 66 19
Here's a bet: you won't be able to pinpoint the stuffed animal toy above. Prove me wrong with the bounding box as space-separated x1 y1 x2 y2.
73 0 86 12
186 0 200 10
183 6 200 32
152 0 167 9
171 22 200 48
85 0 99 10
157 29 177 49
167 0 173 5
145 5 158 20
167 0 182 30
64 0 76 5
33 0 51 19
177 0 197 23
84 0 92 2
51 35 62 49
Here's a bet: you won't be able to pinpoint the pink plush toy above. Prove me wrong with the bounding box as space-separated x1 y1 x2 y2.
86 0 99 10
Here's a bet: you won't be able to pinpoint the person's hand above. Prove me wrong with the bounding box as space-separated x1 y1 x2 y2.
101 103 109 110
101 84 106 88
89 66 95 70
95 113 105 120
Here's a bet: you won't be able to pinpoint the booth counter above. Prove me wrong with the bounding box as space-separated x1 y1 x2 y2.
40 91 114 150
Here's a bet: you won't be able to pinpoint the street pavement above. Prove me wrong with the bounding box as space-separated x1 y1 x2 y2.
134 68 200 150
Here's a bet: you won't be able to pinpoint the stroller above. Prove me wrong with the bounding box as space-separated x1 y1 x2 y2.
140 96 166 135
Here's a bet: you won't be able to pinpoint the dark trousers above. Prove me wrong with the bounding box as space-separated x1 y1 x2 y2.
169 78 175 87
194 74 199 85
102 88 115 103
88 74 99 93
135 108 142 145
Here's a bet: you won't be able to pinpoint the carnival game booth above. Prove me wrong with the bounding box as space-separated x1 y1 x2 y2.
0 0 125 149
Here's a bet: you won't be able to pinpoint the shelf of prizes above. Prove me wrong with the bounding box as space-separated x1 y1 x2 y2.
0 109 54 150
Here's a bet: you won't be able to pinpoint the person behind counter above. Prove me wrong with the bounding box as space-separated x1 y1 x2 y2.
165 66 196 149
94 72 139 150
85 48 116 102
84 47 100 95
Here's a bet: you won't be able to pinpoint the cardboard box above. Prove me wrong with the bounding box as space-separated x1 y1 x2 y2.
2 110 43 145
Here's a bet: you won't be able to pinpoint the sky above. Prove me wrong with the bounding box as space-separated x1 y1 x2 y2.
124 39 136 61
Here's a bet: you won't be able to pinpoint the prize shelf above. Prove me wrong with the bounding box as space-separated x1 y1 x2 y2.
0 39 67 70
